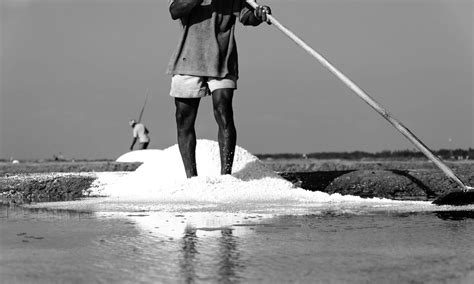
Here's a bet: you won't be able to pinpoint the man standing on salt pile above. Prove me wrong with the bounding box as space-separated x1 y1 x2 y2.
129 119 150 150
167 0 271 178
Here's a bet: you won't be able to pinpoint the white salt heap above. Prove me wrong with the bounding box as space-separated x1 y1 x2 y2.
116 149 163 163
92 139 385 204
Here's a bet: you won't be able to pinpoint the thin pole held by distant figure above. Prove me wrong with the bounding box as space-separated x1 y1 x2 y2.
138 88 149 123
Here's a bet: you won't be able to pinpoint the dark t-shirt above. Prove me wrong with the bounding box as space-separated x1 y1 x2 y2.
167 0 259 79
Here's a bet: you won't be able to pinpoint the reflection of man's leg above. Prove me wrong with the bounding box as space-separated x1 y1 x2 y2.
212 89 236 175
175 98 200 178
218 228 241 282
180 226 198 283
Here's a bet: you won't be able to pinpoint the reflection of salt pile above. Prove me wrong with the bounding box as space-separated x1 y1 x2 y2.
95 139 370 203
104 212 273 239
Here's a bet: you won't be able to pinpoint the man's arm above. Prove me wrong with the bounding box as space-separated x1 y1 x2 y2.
130 137 137 151
169 0 203 20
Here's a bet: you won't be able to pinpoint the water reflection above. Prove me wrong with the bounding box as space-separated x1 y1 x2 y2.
180 227 198 283
2 205 474 283
434 210 474 221
179 226 243 283
1 204 93 220
218 228 243 283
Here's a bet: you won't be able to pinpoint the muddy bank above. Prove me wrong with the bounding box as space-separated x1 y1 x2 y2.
267 159 474 200
0 173 96 205
263 158 473 173
0 161 140 205
281 169 473 201
1 160 473 204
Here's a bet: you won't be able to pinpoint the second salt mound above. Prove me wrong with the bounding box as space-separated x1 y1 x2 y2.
99 139 343 203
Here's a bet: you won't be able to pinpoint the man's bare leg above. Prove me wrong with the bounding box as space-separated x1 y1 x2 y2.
212 89 236 175
175 97 200 178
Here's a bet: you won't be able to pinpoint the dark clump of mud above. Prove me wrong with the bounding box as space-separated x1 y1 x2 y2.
432 191 474 206
0 174 95 205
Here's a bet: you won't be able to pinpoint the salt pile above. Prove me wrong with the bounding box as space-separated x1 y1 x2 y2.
92 139 385 204
116 149 163 163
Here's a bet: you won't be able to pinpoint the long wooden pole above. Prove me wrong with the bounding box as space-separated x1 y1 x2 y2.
246 0 472 191
137 88 149 123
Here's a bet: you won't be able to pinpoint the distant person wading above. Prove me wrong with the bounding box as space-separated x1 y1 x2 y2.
167 0 272 178
129 119 150 150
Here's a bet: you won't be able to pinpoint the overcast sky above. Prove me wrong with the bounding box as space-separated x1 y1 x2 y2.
1 0 473 160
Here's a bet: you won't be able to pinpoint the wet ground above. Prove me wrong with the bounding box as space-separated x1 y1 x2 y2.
1 203 474 283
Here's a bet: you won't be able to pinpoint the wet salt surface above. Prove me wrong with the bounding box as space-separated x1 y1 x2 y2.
1 205 474 283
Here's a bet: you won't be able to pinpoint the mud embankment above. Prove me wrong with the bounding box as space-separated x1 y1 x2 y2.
268 159 474 200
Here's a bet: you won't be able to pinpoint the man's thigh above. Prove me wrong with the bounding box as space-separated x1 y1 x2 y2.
212 88 234 103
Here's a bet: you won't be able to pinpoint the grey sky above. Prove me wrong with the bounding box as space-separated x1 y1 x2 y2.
1 0 473 160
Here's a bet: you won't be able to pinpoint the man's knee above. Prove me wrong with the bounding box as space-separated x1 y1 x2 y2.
213 104 234 128
175 110 191 126
212 89 234 128
213 102 232 117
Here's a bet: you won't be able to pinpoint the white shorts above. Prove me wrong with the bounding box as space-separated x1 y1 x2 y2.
170 74 237 98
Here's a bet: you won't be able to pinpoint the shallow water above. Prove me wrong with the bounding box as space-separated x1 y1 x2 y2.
1 203 474 283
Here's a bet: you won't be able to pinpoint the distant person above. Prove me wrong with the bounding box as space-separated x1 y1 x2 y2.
167 0 272 178
129 119 150 151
